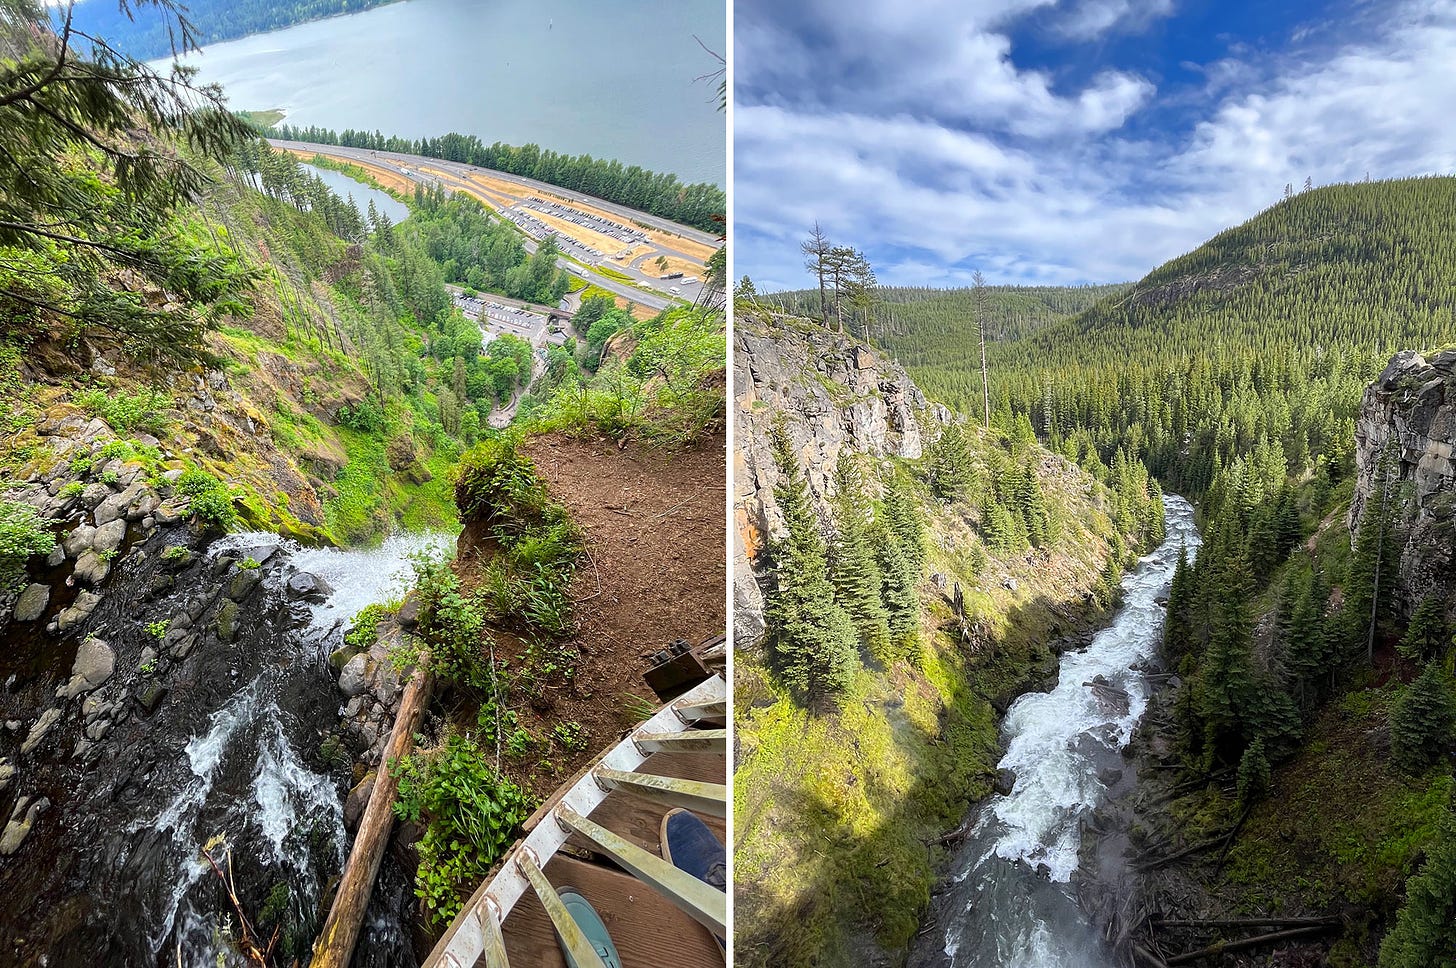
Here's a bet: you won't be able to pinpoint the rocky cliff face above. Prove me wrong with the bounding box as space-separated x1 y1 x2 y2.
1351 349 1456 612
733 312 950 648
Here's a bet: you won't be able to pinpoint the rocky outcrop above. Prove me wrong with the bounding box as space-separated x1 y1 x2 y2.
334 620 412 768
734 312 950 647
1351 349 1456 612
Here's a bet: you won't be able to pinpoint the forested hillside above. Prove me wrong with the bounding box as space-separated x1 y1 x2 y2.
67 0 399 59
759 178 1456 965
732 308 1165 966
769 281 1128 350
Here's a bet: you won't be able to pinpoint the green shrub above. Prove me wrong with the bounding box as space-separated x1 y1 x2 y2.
453 438 580 639
74 387 173 434
146 620 169 640
393 734 532 925
175 468 237 532
345 602 389 651
410 554 492 690
0 501 55 589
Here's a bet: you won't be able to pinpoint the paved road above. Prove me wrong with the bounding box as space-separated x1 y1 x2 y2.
273 140 704 311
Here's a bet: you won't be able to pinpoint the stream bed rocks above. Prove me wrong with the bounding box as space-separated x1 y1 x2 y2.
0 416 429 966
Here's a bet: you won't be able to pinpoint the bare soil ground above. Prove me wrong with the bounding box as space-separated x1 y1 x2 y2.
456 430 726 800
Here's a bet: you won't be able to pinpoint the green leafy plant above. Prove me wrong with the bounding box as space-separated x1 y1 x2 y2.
346 602 390 651
0 501 55 589
59 481 84 499
74 388 174 435
239 556 261 571
552 721 587 753
176 468 237 533
97 548 118 562
162 545 191 564
146 620 169 640
393 734 532 925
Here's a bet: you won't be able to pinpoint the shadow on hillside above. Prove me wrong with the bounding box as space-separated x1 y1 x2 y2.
734 590 1111 968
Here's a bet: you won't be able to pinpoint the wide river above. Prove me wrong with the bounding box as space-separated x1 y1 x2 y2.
159 0 725 186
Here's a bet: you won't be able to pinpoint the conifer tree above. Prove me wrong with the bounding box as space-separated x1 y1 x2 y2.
927 422 973 502
1347 467 1401 661
883 474 926 571
876 529 922 659
763 426 860 707
1399 596 1449 662
1162 543 1195 663
829 452 890 657
1390 661 1456 773
1378 812 1456 968
1236 736 1271 804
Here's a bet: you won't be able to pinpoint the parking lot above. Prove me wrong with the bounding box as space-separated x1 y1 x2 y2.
452 292 549 345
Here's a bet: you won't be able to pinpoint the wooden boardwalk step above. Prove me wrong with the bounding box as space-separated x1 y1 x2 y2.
634 729 727 753
501 854 723 968
594 768 727 818
567 751 726 858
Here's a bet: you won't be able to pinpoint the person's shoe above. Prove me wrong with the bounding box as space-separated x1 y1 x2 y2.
556 888 623 968
660 808 727 890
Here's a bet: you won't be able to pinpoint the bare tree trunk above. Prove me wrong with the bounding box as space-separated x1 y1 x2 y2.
979 319 990 430
974 270 990 429
312 654 434 968
1368 464 1389 664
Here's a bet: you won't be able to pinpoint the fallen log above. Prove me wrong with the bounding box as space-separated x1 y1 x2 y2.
1132 943 1170 968
312 650 434 968
1154 916 1338 930
1164 924 1333 965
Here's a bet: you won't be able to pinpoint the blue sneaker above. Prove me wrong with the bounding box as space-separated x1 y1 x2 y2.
660 808 727 890
556 888 623 968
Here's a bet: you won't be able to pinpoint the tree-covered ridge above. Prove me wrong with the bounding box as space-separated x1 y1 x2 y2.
852 178 1456 496
267 124 726 233
66 0 399 60
770 281 1129 344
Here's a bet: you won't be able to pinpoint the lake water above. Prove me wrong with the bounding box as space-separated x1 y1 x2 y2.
162 0 725 186
300 162 412 224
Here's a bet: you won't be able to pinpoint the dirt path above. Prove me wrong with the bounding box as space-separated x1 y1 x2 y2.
458 430 725 799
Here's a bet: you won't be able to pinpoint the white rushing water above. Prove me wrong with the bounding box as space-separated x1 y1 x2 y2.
937 496 1201 968
212 530 453 651
142 531 451 965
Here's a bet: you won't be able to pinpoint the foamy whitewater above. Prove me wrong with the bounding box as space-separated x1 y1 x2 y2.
933 496 1201 968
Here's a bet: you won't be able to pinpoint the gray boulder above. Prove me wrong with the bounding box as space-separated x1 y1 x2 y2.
72 550 110 587
63 524 96 558
55 591 100 632
0 796 50 856
287 572 333 603
13 584 49 623
91 519 127 555
21 708 62 755
344 773 376 830
338 653 371 698
60 637 115 699
79 483 110 511
215 601 240 642
227 568 262 602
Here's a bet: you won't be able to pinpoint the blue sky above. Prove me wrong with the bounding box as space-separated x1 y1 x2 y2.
734 0 1456 290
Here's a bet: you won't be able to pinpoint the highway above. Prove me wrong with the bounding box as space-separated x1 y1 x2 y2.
271 140 716 312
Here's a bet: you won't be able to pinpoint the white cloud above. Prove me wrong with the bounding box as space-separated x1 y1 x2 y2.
1053 0 1175 39
735 0 1154 138
735 0 1456 290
